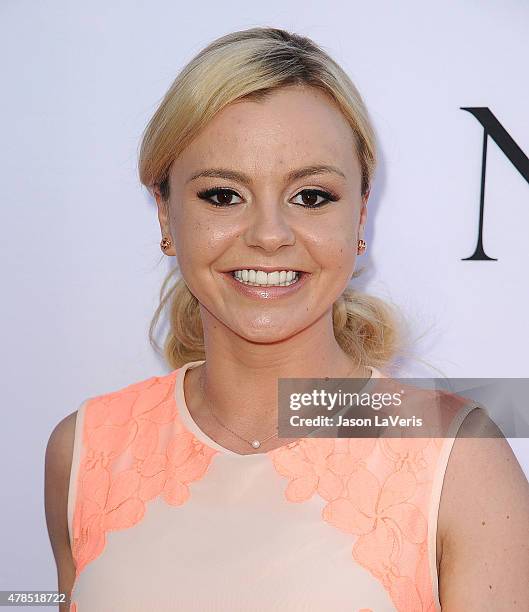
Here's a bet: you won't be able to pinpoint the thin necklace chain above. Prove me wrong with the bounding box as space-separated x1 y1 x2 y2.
207 406 279 449
198 369 278 449
197 361 368 450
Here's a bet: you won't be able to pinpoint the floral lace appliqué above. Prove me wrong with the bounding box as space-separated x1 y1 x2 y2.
269 438 376 503
270 437 438 612
70 372 218 598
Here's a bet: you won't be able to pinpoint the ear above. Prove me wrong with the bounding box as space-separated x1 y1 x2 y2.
153 185 177 256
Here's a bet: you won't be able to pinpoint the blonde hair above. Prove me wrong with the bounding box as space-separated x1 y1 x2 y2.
138 26 407 372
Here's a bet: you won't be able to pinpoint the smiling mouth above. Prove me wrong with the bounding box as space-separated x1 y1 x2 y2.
228 270 304 287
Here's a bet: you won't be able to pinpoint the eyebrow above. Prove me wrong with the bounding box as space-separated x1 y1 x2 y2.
186 164 346 185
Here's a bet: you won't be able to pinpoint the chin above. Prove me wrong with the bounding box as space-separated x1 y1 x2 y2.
233 319 302 343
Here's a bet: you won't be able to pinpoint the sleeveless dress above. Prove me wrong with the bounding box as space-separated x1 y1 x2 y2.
67 359 480 612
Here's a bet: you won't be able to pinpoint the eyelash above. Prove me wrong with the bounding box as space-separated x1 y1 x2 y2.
196 186 339 209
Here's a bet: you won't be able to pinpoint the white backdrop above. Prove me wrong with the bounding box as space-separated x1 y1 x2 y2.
1 0 528 601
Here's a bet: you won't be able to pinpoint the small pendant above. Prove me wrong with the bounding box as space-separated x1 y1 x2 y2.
251 439 261 449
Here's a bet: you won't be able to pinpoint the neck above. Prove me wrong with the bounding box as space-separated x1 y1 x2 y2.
184 308 372 444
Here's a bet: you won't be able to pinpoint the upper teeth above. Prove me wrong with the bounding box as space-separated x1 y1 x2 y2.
232 269 300 286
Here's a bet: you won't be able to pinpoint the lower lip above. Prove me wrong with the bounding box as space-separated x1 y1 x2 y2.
222 272 311 299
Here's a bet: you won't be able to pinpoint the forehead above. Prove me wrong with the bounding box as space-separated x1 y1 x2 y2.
172 85 359 179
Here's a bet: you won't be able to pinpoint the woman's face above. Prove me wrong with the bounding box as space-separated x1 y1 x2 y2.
155 84 368 343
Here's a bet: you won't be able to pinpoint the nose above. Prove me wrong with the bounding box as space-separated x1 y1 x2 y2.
243 201 296 252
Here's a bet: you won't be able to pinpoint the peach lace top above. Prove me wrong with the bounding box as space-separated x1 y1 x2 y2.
67 359 479 612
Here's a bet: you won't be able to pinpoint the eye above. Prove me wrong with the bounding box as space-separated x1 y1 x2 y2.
291 189 339 208
196 186 339 209
196 187 242 207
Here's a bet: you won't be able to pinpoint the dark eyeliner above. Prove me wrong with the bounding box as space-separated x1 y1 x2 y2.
196 186 240 207
296 188 339 208
196 186 339 208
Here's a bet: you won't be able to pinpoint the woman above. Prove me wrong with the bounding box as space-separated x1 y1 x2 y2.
45 27 529 611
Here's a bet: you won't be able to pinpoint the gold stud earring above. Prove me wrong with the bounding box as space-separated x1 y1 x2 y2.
160 237 172 252
357 239 367 254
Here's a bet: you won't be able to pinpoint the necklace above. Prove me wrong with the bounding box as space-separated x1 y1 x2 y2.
197 361 369 450
198 370 279 450
206 404 279 449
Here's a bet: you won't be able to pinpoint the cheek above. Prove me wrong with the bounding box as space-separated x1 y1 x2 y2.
326 237 356 275
173 220 204 269
307 220 356 274
173 213 240 269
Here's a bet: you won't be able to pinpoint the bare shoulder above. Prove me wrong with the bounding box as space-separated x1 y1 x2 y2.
44 408 79 611
437 406 529 610
46 410 78 473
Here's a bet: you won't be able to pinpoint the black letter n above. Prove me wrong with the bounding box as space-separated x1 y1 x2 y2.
460 107 529 261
